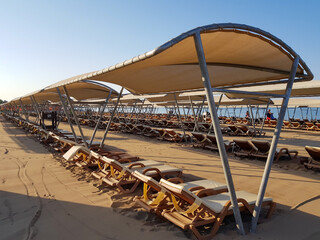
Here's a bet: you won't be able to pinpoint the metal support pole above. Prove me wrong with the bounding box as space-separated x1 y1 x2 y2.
309 107 312 121
89 90 112 147
30 96 41 124
63 86 88 148
189 96 199 132
194 32 245 235
173 93 187 142
293 106 297 120
136 100 145 124
182 105 187 120
56 87 78 142
249 104 256 135
260 99 271 134
197 96 206 121
19 99 29 121
100 87 124 148
239 106 243 118
251 56 300 232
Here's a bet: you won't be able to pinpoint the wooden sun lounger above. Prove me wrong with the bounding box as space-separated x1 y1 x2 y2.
164 129 190 143
283 120 292 128
205 134 232 152
133 171 228 215
160 179 276 240
304 122 317 131
303 146 320 170
291 121 302 129
63 145 139 167
50 134 77 153
269 120 277 128
251 140 298 162
192 132 211 148
143 127 161 138
96 157 182 193
38 129 54 144
233 139 257 158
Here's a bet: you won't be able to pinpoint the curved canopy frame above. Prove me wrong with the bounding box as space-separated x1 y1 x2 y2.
46 23 313 94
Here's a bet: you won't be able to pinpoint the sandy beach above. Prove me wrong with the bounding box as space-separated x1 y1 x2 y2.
1 116 320 240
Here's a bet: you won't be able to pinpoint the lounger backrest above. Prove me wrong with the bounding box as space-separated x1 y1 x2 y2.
160 178 197 204
228 125 237 131
237 125 248 132
101 156 116 164
166 130 176 136
63 145 87 160
251 140 270 153
192 132 205 142
132 171 164 192
234 139 257 152
305 146 320 161
207 135 217 144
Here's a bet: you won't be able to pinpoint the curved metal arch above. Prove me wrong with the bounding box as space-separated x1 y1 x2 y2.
80 79 120 96
84 23 312 82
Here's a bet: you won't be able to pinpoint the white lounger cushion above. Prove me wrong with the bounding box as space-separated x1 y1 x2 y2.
136 164 182 175
201 191 272 213
123 160 161 168
160 178 226 195
180 179 227 192
63 145 86 161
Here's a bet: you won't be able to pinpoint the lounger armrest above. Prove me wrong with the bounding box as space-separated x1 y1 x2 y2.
118 159 132 164
128 163 146 169
142 167 162 176
196 188 227 198
189 186 205 192
237 198 253 214
167 177 184 184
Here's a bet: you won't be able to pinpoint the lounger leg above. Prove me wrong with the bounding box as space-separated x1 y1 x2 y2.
266 202 277 219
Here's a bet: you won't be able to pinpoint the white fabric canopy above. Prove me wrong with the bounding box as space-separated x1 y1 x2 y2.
225 81 320 99
57 23 312 94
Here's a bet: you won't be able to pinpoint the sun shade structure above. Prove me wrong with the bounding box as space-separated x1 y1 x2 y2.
1 23 313 236
56 23 312 94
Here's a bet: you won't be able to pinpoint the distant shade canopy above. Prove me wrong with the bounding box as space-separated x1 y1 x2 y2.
225 81 320 99
13 79 119 105
61 23 312 94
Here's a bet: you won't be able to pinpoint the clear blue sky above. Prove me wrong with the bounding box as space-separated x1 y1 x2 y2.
1 0 319 101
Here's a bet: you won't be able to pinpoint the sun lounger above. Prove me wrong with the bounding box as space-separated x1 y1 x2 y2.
133 171 227 215
269 120 277 128
205 134 232 152
283 120 292 128
162 129 190 143
96 157 183 193
303 146 320 170
160 178 276 240
50 134 77 153
251 140 298 162
291 121 302 129
143 127 161 138
304 122 317 131
192 132 211 148
63 145 139 167
38 129 54 144
233 139 257 158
